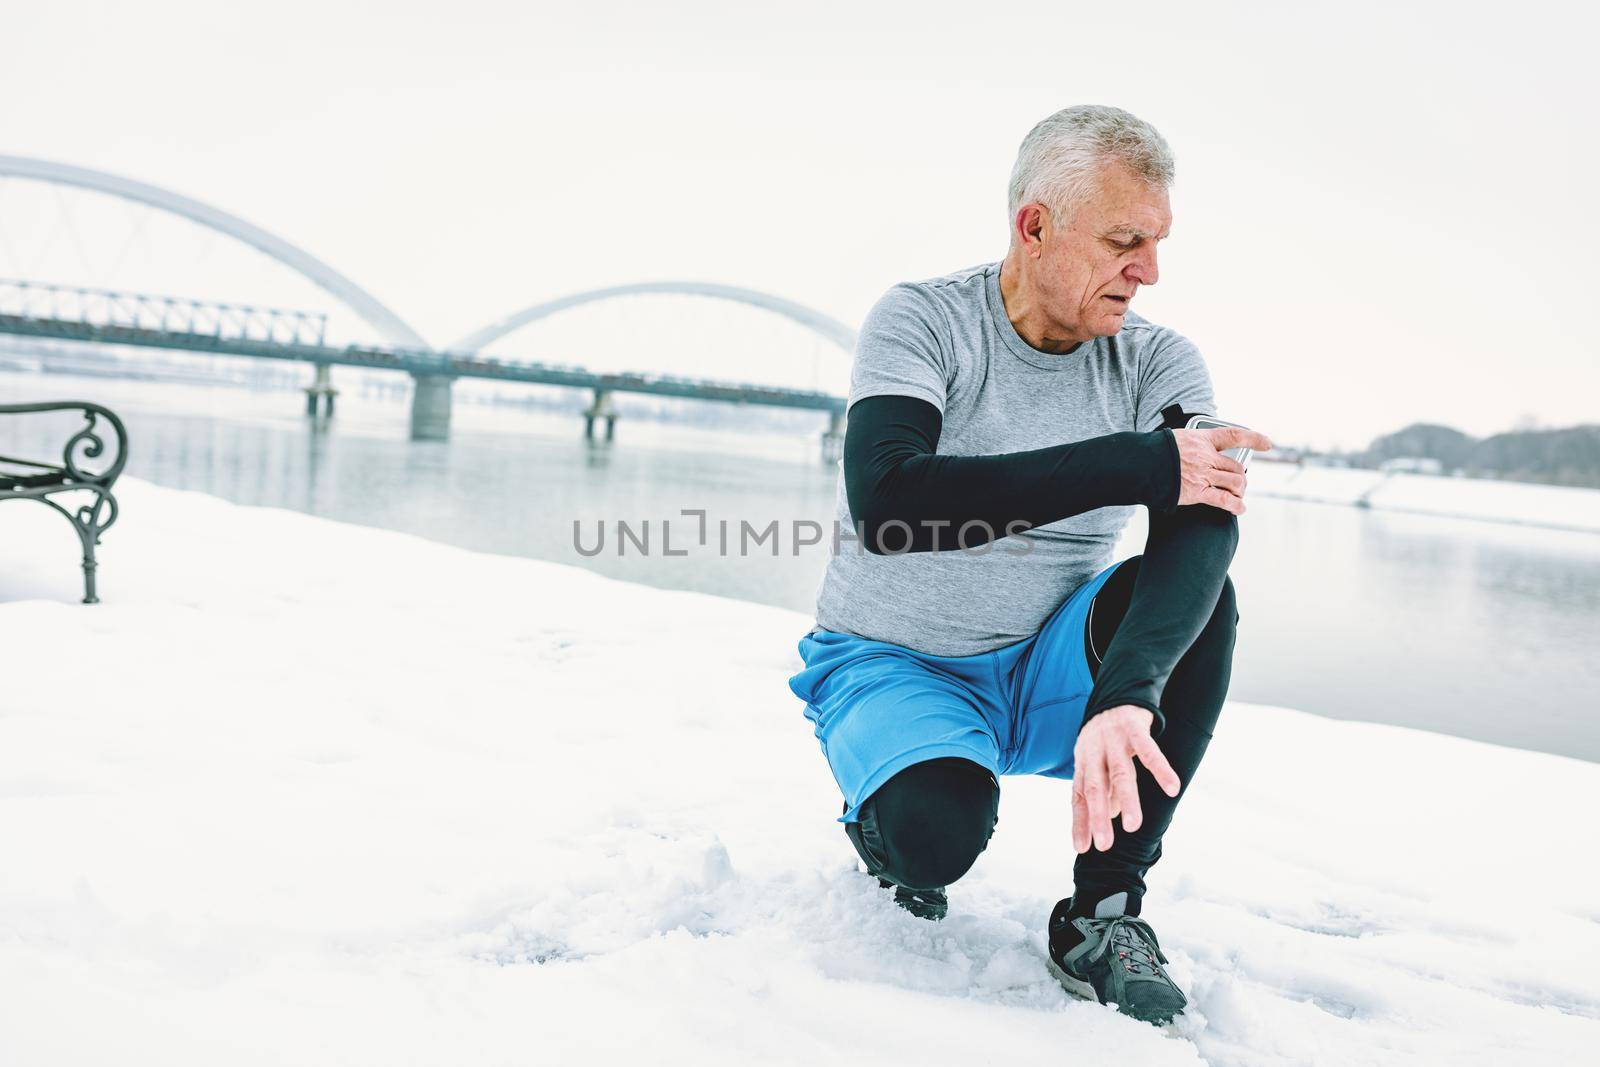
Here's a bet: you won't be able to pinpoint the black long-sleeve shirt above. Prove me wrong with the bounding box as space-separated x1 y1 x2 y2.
842 394 1238 736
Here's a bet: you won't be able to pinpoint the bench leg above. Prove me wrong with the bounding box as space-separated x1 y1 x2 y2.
81 547 98 605
74 524 99 604
27 489 116 604
68 492 115 605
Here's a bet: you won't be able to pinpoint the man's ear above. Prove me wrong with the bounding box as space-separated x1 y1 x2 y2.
1015 203 1047 256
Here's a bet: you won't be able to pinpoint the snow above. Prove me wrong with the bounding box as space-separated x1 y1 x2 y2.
1248 460 1600 533
2 478 1598 1066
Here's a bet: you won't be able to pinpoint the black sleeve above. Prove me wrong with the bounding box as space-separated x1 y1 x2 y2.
842 394 1182 554
1078 404 1240 737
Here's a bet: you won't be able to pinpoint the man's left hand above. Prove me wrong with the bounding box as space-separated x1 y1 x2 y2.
1071 705 1183 853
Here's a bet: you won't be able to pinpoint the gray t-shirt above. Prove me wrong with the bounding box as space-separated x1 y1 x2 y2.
812 261 1216 656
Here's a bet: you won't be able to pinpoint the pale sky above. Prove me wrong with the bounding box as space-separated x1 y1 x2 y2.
4 0 1597 450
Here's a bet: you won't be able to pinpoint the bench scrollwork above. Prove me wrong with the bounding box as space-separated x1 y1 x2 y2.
0 401 128 603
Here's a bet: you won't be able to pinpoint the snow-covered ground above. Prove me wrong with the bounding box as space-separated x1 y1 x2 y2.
1248 461 1600 533
2 479 1597 1066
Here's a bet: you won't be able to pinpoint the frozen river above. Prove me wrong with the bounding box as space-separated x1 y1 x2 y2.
4 366 1597 762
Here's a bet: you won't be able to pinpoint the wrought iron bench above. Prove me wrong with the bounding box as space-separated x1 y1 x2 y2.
0 401 128 603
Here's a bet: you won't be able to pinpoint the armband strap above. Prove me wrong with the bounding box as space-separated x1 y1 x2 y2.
1159 403 1213 432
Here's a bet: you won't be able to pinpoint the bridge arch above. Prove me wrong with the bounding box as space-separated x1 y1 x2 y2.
451 281 857 355
0 154 427 348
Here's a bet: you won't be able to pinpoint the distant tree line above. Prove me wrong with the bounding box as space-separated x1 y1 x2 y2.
1349 422 1600 488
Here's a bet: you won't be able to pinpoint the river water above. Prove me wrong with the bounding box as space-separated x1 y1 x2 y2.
4 367 1597 763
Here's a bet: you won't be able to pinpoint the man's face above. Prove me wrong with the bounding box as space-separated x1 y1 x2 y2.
1031 162 1172 343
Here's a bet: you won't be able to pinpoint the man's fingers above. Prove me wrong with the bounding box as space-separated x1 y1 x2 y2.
1202 486 1245 515
1109 754 1142 833
1211 454 1247 477
1207 427 1273 453
1071 782 1090 853
1131 732 1183 797
1208 469 1247 496
1082 758 1113 851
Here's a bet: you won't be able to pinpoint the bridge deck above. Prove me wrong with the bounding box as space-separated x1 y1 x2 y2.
0 312 846 415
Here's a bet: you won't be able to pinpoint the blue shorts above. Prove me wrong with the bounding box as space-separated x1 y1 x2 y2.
789 559 1127 823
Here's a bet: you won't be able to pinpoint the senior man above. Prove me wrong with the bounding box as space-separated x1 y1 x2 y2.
788 105 1272 1024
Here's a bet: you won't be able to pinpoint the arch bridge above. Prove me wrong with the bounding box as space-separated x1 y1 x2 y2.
0 156 855 456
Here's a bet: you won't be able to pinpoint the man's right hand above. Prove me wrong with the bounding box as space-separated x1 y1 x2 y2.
1170 427 1274 514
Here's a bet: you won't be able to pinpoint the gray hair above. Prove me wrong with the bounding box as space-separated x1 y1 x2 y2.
1006 105 1175 232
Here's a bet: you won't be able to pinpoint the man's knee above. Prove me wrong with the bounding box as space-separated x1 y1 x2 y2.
1162 574 1238 737
1089 563 1235 666
849 757 999 890
1183 574 1238 689
1213 574 1238 632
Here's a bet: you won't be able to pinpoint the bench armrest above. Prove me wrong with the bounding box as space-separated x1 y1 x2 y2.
0 401 129 487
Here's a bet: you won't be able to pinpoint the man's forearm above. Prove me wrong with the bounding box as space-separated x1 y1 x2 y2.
844 394 1181 554
1081 503 1239 737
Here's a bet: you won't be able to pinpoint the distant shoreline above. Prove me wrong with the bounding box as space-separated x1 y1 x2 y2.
1246 460 1600 535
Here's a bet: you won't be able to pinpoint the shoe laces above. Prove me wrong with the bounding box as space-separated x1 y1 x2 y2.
1076 915 1170 977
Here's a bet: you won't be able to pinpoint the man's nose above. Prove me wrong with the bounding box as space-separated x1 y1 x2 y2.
1126 244 1159 286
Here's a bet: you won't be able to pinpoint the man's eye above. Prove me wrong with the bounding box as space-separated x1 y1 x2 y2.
1111 238 1139 251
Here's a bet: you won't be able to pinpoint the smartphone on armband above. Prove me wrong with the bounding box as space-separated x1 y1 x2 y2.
1184 414 1256 470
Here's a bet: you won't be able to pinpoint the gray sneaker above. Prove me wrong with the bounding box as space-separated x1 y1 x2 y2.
1046 892 1188 1024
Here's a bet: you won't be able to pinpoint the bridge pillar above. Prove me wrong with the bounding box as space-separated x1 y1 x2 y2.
304 362 338 418
583 388 617 442
821 410 845 464
410 374 455 441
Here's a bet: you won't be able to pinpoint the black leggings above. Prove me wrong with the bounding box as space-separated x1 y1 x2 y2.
843 557 1238 905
